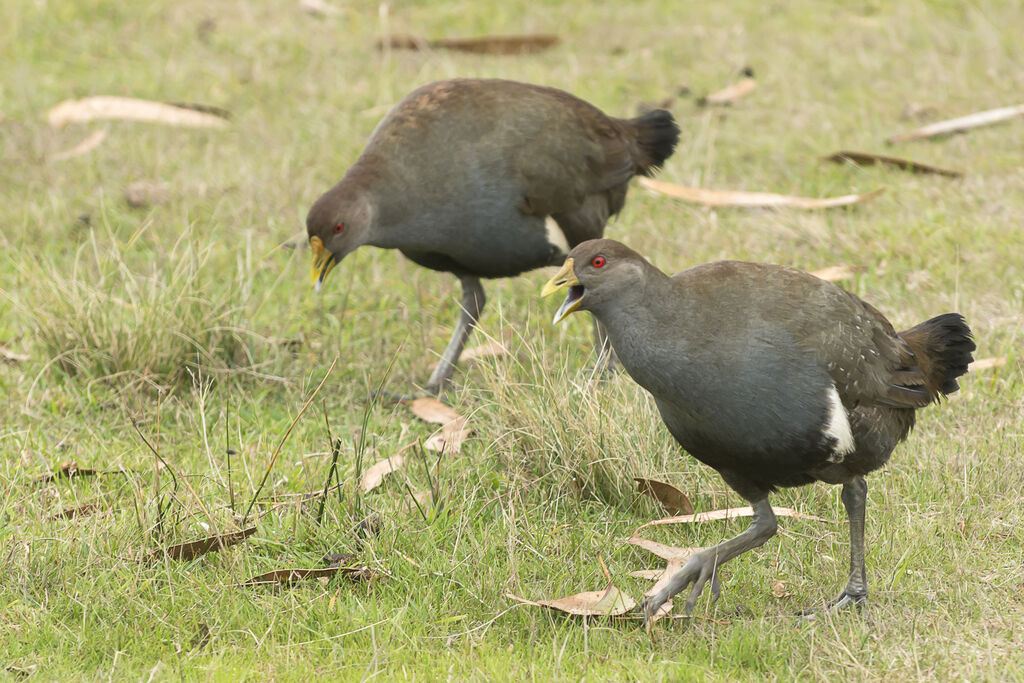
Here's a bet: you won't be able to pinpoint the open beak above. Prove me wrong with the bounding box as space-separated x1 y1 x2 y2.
541 258 585 324
309 236 337 292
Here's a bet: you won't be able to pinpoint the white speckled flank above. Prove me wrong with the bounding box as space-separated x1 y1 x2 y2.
825 384 855 462
544 216 571 256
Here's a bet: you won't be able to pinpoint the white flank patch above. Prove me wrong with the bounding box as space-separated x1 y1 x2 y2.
544 216 571 256
824 384 855 462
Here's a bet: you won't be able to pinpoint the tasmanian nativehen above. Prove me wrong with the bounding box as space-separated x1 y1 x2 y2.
542 239 975 623
307 79 679 396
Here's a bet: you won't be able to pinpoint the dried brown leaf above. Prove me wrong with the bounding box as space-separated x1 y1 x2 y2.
152 526 256 562
772 579 791 598
826 150 962 178
460 339 509 363
359 453 407 493
124 181 170 208
508 584 637 616
408 397 464 426
242 564 378 586
426 339 508 372
400 489 436 515
703 76 756 105
380 33 559 54
35 461 100 483
423 426 472 454
52 129 107 161
48 96 229 129
808 265 866 282
626 536 703 561
51 502 104 520
300 0 342 16
887 104 1024 143
635 506 827 534
629 569 665 581
0 343 29 364
639 177 884 209
634 477 694 515
970 356 1008 371
645 557 688 598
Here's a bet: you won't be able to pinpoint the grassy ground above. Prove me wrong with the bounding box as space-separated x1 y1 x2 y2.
2 0 1023 679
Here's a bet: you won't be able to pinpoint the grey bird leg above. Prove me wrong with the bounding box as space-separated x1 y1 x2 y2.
800 476 868 616
423 275 486 396
641 498 778 624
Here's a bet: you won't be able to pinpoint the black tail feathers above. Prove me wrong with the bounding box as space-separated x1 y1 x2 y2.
901 313 976 397
629 109 680 176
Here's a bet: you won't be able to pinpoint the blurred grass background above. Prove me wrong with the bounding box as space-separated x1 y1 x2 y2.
1 0 1022 679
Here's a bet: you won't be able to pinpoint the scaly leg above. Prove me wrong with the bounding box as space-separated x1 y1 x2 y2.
641 498 778 624
423 275 485 396
801 476 868 615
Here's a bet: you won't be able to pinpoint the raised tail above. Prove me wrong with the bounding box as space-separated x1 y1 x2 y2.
628 109 680 176
893 313 976 404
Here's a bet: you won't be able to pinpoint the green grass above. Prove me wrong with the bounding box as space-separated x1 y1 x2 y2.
2 0 1023 679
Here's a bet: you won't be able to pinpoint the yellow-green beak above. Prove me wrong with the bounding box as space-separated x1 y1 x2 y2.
310 236 337 292
541 257 583 324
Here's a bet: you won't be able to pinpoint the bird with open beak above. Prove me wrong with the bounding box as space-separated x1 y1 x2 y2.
543 238 974 626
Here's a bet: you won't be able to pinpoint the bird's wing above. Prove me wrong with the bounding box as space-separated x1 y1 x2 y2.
790 276 926 409
508 89 637 218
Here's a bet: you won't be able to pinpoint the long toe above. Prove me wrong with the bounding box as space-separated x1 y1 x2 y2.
799 591 867 619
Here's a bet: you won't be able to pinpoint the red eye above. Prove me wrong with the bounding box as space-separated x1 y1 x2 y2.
334 223 345 233
591 256 606 268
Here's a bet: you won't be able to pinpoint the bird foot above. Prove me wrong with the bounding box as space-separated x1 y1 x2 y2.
639 552 722 628
798 590 866 619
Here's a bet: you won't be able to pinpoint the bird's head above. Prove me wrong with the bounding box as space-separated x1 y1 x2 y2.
306 187 375 291
540 238 650 323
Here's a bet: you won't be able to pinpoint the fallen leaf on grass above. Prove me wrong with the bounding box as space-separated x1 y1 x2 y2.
629 569 665 580
969 356 1008 372
809 265 866 282
428 340 509 370
35 461 100 483
634 506 827 533
151 526 256 562
401 489 435 513
52 129 107 161
702 69 756 105
825 150 962 178
300 0 342 16
626 536 703 561
360 453 407 493
507 584 637 617
639 178 884 209
634 477 694 515
124 181 170 208
887 104 1024 143
423 427 472 454
51 502 104 520
409 397 464 426
408 397 473 453
242 564 378 586
772 579 791 598
380 33 560 54
0 343 29 364
48 96 229 129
